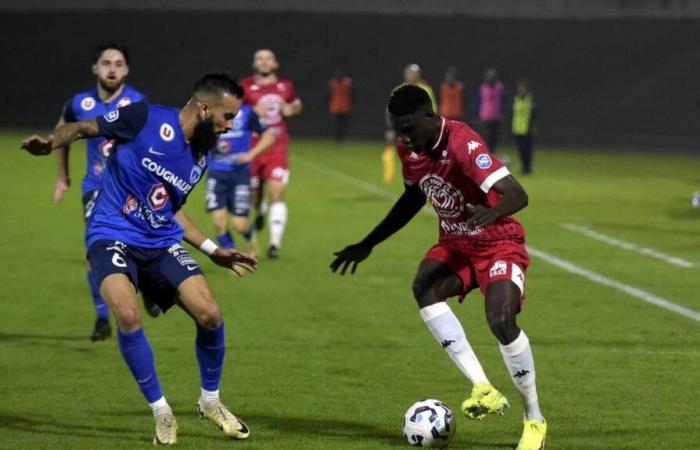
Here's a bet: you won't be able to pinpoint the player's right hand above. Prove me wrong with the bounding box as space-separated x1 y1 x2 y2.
210 248 258 277
54 177 70 203
21 134 54 156
330 244 372 275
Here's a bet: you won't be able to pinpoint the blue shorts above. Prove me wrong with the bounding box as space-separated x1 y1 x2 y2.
205 170 251 216
82 190 100 222
87 240 204 312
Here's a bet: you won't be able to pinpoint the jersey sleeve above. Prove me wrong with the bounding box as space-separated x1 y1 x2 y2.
454 129 510 193
285 81 299 103
247 109 266 134
96 102 149 141
62 98 77 123
396 142 418 185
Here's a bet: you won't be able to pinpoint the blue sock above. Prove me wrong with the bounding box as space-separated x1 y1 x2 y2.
87 270 110 320
217 232 235 249
117 328 163 403
196 323 225 392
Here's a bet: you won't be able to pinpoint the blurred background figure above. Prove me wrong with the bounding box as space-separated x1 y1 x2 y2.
382 63 436 184
511 79 537 175
474 67 506 152
439 65 464 120
328 68 353 143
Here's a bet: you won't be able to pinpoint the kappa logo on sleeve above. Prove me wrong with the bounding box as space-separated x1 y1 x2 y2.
476 154 492 169
467 140 481 153
103 110 120 123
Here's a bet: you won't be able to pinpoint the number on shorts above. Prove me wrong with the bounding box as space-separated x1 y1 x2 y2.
112 252 127 268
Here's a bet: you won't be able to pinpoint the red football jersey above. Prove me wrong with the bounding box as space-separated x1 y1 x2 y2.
397 118 525 250
241 76 298 133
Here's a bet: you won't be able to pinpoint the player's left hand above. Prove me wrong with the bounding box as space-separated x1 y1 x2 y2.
466 203 500 231
235 152 254 164
21 134 54 156
281 103 296 117
210 248 258 277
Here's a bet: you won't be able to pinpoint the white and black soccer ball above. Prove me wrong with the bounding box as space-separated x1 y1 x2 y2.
402 399 456 447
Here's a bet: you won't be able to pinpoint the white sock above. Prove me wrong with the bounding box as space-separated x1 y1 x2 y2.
149 396 171 416
200 388 220 407
269 202 287 248
420 302 489 385
499 330 544 422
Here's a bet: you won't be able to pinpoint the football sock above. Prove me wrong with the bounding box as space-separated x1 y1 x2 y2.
243 227 254 243
87 269 109 320
149 396 172 416
196 323 225 393
420 302 489 385
200 387 220 406
269 202 287 248
217 231 235 249
117 328 164 403
499 330 544 422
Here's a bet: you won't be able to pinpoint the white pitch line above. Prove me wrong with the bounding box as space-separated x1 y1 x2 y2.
561 223 695 268
295 154 700 323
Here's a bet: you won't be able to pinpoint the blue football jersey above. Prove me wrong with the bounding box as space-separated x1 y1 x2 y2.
208 104 265 173
62 84 147 194
86 103 208 248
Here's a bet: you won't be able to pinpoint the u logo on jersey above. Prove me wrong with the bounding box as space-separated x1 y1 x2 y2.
81 97 96 111
160 123 175 142
147 183 169 210
99 139 116 157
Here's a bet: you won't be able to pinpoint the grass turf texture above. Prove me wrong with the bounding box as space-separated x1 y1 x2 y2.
1 135 699 449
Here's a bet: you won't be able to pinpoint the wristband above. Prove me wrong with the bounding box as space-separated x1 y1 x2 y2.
199 239 218 256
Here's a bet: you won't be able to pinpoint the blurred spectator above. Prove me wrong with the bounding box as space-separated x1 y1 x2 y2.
402 63 437 111
511 79 537 174
474 67 507 151
439 66 464 120
328 69 353 142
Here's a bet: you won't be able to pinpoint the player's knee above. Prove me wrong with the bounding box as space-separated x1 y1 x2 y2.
195 300 222 328
485 307 519 344
412 278 440 308
115 305 142 331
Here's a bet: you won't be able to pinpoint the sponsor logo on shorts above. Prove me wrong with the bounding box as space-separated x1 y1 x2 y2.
81 97 95 111
160 123 175 142
489 260 508 278
420 174 464 218
168 244 198 267
103 110 120 123
476 154 492 169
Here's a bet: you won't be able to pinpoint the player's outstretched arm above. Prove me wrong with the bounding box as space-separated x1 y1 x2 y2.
174 209 258 277
466 175 528 231
330 182 426 275
22 119 100 156
236 129 277 164
53 115 71 203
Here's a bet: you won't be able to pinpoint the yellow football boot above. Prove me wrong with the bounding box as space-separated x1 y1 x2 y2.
152 410 177 445
196 398 250 439
517 418 547 450
461 383 510 419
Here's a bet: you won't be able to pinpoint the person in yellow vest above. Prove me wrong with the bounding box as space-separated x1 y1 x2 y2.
511 79 537 175
382 64 436 184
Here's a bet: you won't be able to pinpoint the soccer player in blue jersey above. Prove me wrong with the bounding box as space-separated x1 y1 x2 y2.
206 104 276 256
53 41 153 342
23 73 257 444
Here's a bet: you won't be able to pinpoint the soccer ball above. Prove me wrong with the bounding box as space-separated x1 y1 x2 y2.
402 399 456 447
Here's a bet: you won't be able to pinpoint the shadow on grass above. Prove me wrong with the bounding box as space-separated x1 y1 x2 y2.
0 412 146 442
0 332 86 342
0 331 97 354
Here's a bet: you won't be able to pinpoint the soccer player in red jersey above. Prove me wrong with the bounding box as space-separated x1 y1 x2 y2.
331 85 546 450
241 49 302 258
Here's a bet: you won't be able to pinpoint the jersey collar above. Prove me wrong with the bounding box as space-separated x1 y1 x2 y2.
430 117 447 152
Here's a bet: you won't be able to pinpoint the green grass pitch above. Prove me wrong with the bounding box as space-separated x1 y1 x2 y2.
1 135 699 449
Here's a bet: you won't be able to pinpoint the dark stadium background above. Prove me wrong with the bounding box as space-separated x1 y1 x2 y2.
1 0 699 149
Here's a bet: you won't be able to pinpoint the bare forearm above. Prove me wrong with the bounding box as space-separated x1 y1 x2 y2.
359 184 425 248
248 130 276 159
52 120 99 149
174 209 208 248
55 146 70 179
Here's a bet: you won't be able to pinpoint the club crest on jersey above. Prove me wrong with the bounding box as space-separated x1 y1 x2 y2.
81 97 96 111
116 97 132 108
160 123 175 142
99 139 116 157
419 174 465 218
190 165 203 184
147 183 169 210
476 154 492 169
122 194 139 214
103 110 120 123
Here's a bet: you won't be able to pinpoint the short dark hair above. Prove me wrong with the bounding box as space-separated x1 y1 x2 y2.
387 84 432 116
192 72 244 100
94 41 130 64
